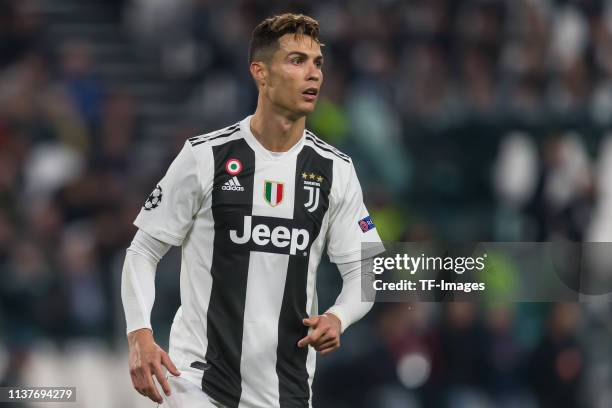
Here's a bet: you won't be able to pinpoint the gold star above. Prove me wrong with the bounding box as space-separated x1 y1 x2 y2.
317 176 324 183
309 173 316 180
302 172 308 179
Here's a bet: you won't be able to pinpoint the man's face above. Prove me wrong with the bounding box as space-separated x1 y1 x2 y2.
258 34 323 118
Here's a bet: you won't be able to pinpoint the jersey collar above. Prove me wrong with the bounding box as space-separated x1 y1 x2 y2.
241 115 306 160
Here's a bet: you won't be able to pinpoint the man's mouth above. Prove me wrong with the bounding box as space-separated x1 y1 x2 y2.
302 88 318 102
302 88 318 96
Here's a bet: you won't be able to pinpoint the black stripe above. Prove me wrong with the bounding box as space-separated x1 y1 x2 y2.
188 125 240 146
191 128 240 147
276 146 333 408
201 138 255 408
206 128 241 142
304 135 350 163
188 123 239 142
305 131 350 159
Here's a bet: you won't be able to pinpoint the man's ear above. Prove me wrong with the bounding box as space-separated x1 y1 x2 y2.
250 61 267 88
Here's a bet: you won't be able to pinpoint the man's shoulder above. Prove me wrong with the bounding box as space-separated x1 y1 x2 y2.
187 121 244 149
303 129 352 166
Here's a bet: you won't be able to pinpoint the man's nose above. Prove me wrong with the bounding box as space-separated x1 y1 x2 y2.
307 62 321 81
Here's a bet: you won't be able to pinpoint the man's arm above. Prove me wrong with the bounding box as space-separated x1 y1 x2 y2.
297 258 375 355
121 230 180 403
325 257 375 332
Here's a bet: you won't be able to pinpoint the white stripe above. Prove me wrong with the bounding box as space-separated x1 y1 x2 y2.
233 176 241 186
269 184 276 205
252 155 296 218
167 148 216 387
271 183 280 205
241 153 297 406
238 252 288 408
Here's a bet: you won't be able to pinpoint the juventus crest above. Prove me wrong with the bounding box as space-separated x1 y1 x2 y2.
301 171 324 212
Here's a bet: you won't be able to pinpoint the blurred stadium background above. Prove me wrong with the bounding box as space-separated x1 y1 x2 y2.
1 0 612 407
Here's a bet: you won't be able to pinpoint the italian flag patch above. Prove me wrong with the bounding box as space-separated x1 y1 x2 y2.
264 181 284 206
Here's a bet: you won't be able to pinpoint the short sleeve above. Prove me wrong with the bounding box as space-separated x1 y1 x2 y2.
326 163 385 264
134 142 203 246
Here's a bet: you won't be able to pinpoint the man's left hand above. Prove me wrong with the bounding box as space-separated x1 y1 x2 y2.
297 313 342 355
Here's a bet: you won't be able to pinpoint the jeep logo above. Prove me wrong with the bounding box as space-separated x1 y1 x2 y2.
229 216 310 255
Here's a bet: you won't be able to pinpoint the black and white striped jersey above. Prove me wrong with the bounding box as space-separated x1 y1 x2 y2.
134 115 384 408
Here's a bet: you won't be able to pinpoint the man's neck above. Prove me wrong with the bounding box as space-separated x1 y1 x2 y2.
250 105 306 153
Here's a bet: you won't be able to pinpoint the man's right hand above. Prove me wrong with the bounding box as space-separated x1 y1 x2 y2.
127 328 181 403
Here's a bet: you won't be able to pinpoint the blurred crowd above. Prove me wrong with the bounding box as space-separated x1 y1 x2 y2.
313 301 607 408
1 0 612 407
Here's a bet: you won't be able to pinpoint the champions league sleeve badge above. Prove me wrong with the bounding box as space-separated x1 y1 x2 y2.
143 185 163 210
358 215 376 232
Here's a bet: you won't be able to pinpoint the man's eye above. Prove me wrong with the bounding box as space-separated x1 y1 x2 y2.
291 58 303 64
316 61 323 68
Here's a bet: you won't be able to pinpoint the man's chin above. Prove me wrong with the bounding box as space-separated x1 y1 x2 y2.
277 101 317 119
297 102 317 115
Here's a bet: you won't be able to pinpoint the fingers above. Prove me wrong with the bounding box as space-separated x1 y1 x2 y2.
129 348 177 403
298 315 342 354
297 325 329 348
302 316 320 327
145 368 164 404
129 358 148 398
312 323 339 346
314 336 340 352
316 330 333 344
152 361 171 397
129 368 143 396
299 332 340 354
144 366 164 403
297 335 310 348
161 352 181 377
131 364 163 403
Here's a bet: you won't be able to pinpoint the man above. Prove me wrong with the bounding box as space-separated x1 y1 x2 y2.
121 13 384 408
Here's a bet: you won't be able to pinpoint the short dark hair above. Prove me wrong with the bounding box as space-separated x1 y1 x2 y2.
249 13 322 64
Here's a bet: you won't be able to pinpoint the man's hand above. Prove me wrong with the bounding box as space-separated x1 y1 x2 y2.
127 328 181 403
297 313 342 356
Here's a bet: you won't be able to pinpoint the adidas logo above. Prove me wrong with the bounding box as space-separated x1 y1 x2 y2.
222 176 245 191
